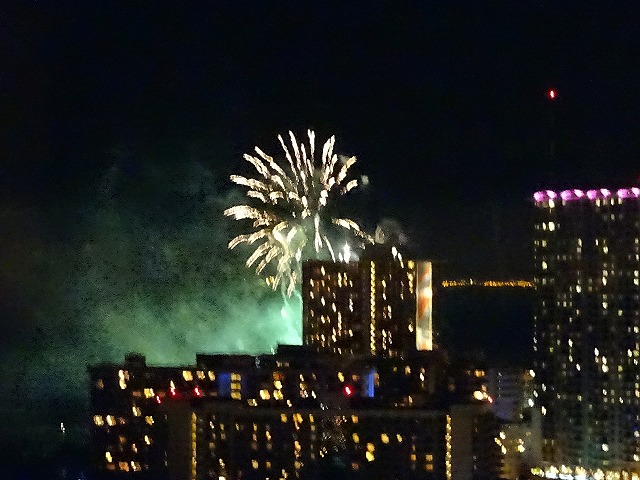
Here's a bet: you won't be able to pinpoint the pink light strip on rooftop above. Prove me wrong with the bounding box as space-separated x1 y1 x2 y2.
534 187 640 203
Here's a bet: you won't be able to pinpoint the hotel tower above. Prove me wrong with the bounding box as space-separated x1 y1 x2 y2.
534 187 640 478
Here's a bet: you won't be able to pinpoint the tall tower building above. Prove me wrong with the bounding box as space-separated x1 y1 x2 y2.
302 259 364 354
533 187 640 476
302 244 433 356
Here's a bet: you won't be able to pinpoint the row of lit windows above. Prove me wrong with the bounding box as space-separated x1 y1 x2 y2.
539 196 632 209
94 415 129 427
104 460 144 472
219 439 438 469
94 412 155 427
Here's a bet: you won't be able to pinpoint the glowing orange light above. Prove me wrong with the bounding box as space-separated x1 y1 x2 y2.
548 89 556 100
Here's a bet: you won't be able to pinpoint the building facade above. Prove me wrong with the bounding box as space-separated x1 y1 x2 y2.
89 347 500 480
302 244 433 356
164 402 453 480
486 368 542 479
533 188 640 478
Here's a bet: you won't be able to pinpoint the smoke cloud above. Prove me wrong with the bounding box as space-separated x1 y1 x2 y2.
0 155 302 452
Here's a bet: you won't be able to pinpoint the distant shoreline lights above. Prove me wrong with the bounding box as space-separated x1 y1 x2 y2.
441 279 533 288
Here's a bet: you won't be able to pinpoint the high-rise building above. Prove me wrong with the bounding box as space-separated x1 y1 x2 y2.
302 244 433 356
486 368 542 479
162 398 501 480
533 187 640 478
302 260 363 354
89 348 500 480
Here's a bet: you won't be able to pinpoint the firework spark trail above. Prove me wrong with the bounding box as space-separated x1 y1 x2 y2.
225 130 372 296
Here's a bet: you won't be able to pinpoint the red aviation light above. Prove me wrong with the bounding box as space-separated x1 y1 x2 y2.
194 386 203 397
169 387 178 398
343 385 354 396
547 89 556 100
155 395 162 404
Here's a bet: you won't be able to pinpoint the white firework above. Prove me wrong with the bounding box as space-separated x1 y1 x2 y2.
225 130 371 295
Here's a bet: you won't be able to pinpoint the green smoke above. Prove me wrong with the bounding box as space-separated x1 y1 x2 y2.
0 157 303 454
78 160 303 364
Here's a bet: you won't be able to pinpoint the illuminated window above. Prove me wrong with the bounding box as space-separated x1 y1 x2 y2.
106 415 116 426
145 416 154 425
381 434 389 444
182 370 193 381
352 433 360 443
105 451 113 463
94 415 104 427
132 406 141 417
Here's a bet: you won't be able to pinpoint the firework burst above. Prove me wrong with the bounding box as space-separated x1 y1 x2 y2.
225 130 371 295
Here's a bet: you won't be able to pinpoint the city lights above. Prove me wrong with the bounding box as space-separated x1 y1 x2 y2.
8 4 638 480
441 279 534 288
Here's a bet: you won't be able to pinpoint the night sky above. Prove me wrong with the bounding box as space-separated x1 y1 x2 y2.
2 1 640 467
